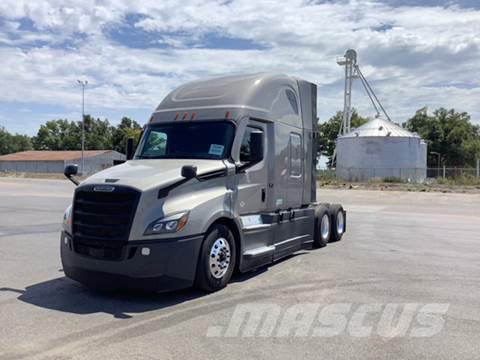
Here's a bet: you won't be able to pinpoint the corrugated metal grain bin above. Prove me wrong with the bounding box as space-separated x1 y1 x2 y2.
336 117 427 182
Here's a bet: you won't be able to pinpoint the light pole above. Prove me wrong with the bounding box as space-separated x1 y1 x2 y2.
430 151 441 178
77 80 88 175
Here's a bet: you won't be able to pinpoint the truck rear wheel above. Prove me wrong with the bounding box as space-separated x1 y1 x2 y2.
330 205 346 242
195 224 236 293
314 206 331 248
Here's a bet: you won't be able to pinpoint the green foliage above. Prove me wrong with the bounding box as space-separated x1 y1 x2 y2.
404 108 480 167
434 175 480 186
32 116 116 151
0 127 33 155
112 117 143 154
32 119 81 150
31 116 142 153
382 176 405 183
4 115 138 155
318 109 369 167
83 115 114 150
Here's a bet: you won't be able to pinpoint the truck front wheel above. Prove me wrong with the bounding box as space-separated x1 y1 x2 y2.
195 224 236 292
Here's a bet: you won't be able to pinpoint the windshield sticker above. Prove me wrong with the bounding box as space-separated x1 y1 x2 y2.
209 144 224 156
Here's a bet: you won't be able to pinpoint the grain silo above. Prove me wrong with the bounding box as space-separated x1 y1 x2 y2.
336 117 427 182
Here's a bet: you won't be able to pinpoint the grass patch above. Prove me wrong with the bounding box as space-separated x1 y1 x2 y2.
434 175 480 186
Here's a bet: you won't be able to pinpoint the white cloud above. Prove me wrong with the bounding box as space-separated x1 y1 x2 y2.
0 0 479 134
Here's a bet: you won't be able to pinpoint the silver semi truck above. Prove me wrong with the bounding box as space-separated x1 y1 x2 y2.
61 73 346 293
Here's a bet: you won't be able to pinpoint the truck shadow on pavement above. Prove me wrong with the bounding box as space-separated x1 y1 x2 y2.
1 277 205 319
0 261 281 319
0 253 307 319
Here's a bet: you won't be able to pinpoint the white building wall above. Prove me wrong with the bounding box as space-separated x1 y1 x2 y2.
0 161 65 173
65 151 126 175
0 151 126 174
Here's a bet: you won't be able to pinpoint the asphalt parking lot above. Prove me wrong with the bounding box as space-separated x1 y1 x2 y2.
1 177 479 360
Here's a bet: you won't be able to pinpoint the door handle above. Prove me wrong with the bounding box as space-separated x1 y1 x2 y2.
261 188 266 202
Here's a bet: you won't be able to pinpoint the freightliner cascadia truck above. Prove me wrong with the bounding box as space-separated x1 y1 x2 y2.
61 73 347 293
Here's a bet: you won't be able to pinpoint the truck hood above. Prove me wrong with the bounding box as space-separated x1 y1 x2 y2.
81 159 227 191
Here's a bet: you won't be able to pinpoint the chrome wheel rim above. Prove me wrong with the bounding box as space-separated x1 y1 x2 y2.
320 214 330 241
209 238 231 279
336 211 345 235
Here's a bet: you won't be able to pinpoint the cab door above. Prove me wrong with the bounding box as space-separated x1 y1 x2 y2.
234 119 274 257
234 119 269 215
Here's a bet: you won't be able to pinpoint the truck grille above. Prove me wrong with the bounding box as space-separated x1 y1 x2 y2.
72 185 141 260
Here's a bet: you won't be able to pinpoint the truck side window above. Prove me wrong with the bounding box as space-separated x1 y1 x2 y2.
240 126 263 163
286 89 299 115
143 131 167 157
289 133 302 176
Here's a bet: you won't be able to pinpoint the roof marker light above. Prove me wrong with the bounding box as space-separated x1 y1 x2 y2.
182 112 188 120
191 112 197 120
225 111 231 119
149 116 154 123
174 112 179 120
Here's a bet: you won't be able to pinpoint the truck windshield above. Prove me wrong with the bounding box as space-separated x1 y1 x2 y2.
136 121 235 160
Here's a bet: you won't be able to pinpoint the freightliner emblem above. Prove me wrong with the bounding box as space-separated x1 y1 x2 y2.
93 185 115 192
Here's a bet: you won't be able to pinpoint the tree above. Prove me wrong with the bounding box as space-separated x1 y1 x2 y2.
318 110 369 167
32 119 80 150
112 117 143 154
32 116 114 151
83 115 114 150
404 108 480 167
0 127 32 155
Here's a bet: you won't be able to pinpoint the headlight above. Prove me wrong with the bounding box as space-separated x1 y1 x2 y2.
62 205 72 235
144 212 189 235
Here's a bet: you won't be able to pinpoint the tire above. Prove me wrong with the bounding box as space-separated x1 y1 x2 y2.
313 206 331 248
330 205 346 242
195 224 236 293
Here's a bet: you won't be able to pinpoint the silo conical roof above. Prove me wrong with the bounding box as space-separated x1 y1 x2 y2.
339 117 419 138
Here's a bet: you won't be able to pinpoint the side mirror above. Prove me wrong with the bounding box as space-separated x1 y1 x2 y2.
249 131 264 164
64 164 79 186
64 164 78 177
181 165 197 179
126 137 135 160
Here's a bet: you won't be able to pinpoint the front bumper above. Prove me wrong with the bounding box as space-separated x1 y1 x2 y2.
60 231 204 292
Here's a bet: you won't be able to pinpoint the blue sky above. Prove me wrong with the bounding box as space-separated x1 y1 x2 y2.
0 0 479 135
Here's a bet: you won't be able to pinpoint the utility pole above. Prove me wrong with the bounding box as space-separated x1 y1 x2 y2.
77 80 88 175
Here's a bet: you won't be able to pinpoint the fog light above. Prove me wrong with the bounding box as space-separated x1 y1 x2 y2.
141 247 151 256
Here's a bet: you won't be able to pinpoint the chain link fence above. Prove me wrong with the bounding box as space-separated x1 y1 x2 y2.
318 166 480 182
427 167 480 179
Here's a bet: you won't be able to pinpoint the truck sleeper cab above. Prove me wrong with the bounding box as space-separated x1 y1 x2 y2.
61 73 347 293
